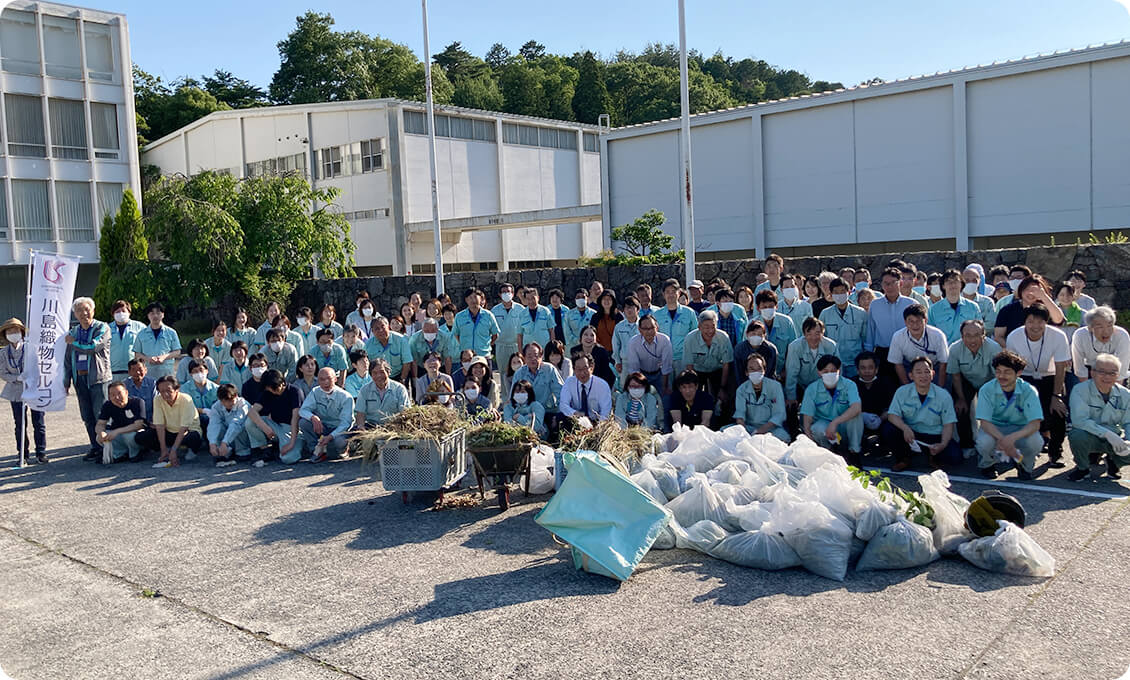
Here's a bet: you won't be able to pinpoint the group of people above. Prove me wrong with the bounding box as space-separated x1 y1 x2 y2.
2 255 1127 483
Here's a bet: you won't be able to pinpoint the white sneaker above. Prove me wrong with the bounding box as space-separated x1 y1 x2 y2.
184 451 197 461
151 461 171 469
216 459 236 468
252 460 266 468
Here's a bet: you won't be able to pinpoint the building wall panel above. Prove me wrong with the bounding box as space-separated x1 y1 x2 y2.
1091 56 1130 228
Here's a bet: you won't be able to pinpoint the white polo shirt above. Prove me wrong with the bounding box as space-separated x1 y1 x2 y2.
1070 325 1130 380
1006 326 1070 378
887 325 949 369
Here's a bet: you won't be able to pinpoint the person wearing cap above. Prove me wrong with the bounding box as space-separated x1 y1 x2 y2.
108 300 146 381
132 302 181 379
64 297 112 461
1 318 47 464
687 280 710 314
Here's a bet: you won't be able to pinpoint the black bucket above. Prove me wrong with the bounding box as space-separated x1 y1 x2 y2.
964 490 1026 537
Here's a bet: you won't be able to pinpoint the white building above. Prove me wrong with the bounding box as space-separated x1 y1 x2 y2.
142 100 604 276
0 0 138 319
602 41 1130 260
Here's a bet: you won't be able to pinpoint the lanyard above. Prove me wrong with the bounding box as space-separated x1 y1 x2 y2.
7 346 21 372
642 339 660 360
1025 334 1046 374
908 329 931 354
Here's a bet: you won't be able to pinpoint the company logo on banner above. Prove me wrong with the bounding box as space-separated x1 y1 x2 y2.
21 252 80 411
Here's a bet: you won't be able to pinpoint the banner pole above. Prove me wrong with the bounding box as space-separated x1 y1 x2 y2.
18 250 34 469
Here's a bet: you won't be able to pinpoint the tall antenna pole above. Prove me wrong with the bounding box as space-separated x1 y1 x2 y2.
677 0 696 287
422 0 445 294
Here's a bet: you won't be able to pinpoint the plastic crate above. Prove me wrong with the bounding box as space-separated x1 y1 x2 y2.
378 428 467 492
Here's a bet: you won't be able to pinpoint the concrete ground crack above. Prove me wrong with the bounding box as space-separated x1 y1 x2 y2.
958 497 1130 678
0 524 374 680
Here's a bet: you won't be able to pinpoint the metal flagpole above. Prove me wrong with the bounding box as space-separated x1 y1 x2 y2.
422 0 445 296
677 0 696 288
17 250 34 469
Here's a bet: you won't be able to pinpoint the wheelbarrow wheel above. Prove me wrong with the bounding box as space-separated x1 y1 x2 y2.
497 485 510 511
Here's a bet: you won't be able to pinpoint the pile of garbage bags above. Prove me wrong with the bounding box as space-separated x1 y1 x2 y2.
625 424 1056 581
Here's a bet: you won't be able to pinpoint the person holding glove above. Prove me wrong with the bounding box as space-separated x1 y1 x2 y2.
1067 353 1130 481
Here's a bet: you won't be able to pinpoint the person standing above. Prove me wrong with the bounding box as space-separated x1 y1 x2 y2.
1 318 46 464
865 268 915 383
108 300 145 381
517 288 555 354
654 279 698 372
929 270 982 344
819 277 867 378
453 288 500 361
65 297 112 462
131 302 181 379
563 289 595 349
491 284 524 372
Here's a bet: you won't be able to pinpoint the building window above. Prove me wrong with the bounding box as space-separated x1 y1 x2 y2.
360 138 383 172
49 98 88 160
319 146 342 179
404 110 427 135
0 184 8 240
4 94 46 157
502 123 520 145
83 22 116 82
0 9 40 75
473 119 496 142
518 124 539 146
449 116 473 140
56 181 94 241
91 102 120 158
42 15 82 79
509 260 552 270
96 182 123 222
11 180 52 241
583 132 598 152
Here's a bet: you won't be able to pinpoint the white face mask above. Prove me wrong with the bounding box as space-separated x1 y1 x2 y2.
461 361 471 372
821 371 840 388
832 293 849 305
781 287 799 302
191 372 207 384
929 285 942 298
719 301 734 314
464 388 479 401
963 282 979 296
437 394 450 404
251 366 266 378
296 316 308 327
1008 279 1021 292
361 307 374 318
760 308 776 321
500 292 513 303
747 334 764 347
423 332 437 342
748 371 765 385
113 312 130 324
511 362 523 372
628 387 645 399
575 299 587 309
6 332 22 345
513 392 529 405
854 281 868 291
269 342 284 353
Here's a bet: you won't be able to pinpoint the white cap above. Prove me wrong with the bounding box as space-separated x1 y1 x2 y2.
689 280 704 290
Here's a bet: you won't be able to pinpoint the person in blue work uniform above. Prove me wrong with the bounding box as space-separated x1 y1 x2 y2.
204 320 232 368
1067 353 1130 481
125 358 157 424
409 318 452 379
181 358 220 446
453 288 500 361
754 253 786 295
753 290 797 377
262 328 298 381
706 288 747 349
883 356 960 471
65 297 113 461
819 277 867 378
108 300 146 381
612 295 642 378
865 268 915 384
654 278 698 371
353 358 412 429
784 317 839 409
799 355 863 465
564 288 596 349
132 302 181 379
219 341 253 392
298 367 355 463
227 308 257 349
311 329 349 376
316 304 345 341
734 319 780 381
293 307 320 356
962 266 998 329
251 301 283 352
343 291 372 338
512 343 564 434
364 316 412 386
975 350 1045 480
947 319 1001 456
205 383 252 467
776 274 814 332
517 288 555 353
614 372 661 430
492 283 524 371
929 269 982 344
175 339 219 385
503 380 547 437
734 353 789 442
634 283 662 317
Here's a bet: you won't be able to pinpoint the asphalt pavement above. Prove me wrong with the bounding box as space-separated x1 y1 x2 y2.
0 398 1126 680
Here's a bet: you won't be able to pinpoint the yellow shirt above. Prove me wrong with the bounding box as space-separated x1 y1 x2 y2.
153 392 201 434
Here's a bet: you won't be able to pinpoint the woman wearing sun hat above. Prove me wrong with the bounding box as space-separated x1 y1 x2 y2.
0 318 47 464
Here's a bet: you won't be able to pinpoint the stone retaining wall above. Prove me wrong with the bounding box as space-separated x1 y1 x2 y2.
288 243 1130 321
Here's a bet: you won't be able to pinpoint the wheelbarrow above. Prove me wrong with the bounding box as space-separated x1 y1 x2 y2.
468 443 533 511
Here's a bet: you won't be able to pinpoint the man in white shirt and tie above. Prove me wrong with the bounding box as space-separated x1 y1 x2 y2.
560 353 612 422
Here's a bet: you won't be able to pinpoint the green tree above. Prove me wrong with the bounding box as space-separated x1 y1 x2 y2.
202 69 268 109
94 189 151 313
485 43 510 70
434 41 489 81
452 72 504 111
611 209 673 257
518 40 546 60
572 51 612 123
499 58 546 117
144 171 354 309
538 57 578 121
269 12 374 104
133 66 230 143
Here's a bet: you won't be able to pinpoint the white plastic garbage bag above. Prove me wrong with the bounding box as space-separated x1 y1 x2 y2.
708 525 802 570
786 436 848 475
521 445 556 495
854 496 899 542
750 432 790 462
721 498 771 532
729 486 758 506
652 523 677 550
674 519 730 553
796 464 872 527
856 518 940 571
667 428 727 471
640 454 682 501
773 498 854 581
665 474 728 528
707 460 751 485
631 469 668 505
918 470 974 554
957 521 1055 577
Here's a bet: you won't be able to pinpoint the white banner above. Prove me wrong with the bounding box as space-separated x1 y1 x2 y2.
20 252 80 411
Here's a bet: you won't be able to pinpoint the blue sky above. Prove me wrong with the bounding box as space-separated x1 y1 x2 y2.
116 0 1130 90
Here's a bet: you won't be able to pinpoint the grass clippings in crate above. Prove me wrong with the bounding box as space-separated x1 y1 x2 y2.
466 421 539 450
558 419 655 471
355 406 465 465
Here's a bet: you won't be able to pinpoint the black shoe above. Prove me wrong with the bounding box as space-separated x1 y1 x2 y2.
1109 458 1123 480
1016 468 1033 481
1067 468 1090 482
82 450 99 462
1047 453 1066 469
980 466 999 479
36 452 48 464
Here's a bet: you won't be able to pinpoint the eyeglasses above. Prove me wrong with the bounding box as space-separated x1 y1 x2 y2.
1092 368 1118 376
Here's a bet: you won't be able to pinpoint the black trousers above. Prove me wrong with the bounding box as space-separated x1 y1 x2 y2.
1022 374 1066 459
952 375 978 448
874 346 899 385
136 428 204 453
10 402 46 456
